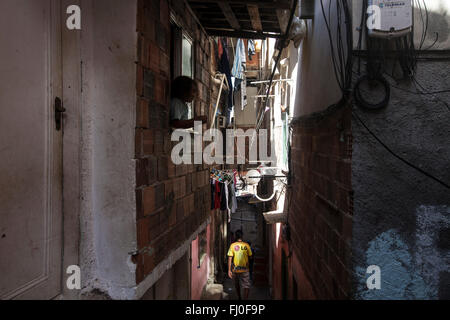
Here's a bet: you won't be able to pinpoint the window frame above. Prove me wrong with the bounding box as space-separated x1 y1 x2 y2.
170 18 196 120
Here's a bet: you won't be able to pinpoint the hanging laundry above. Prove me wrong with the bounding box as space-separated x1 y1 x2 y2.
230 182 237 214
218 38 234 126
241 77 247 110
231 39 246 91
220 182 228 211
248 39 256 61
210 169 239 214
211 179 216 210
215 180 221 210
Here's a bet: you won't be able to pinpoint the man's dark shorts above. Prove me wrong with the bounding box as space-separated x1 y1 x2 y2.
234 271 251 289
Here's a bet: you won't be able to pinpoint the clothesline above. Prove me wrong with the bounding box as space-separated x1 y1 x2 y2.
210 169 238 222
210 168 236 183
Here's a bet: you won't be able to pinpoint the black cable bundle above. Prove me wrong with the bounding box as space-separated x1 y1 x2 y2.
320 0 353 98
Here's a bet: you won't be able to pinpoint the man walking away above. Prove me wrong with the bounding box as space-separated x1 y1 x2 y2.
227 230 252 300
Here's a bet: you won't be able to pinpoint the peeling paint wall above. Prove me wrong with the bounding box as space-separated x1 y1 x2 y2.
79 0 138 299
352 59 450 299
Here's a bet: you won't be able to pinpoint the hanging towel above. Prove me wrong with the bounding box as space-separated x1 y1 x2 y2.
231 39 246 81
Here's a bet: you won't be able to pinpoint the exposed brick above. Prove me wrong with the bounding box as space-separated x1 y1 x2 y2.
289 105 352 299
157 156 169 181
160 0 169 29
154 182 165 212
143 252 156 276
137 217 149 249
168 158 176 178
176 199 185 222
137 98 149 128
135 0 213 279
160 52 170 78
185 173 192 195
148 102 168 129
136 189 143 219
155 76 167 105
147 155 157 184
176 164 187 177
135 253 145 284
153 129 164 154
156 22 168 52
168 200 177 227
185 193 195 217
143 68 155 100
148 211 161 242
141 8 156 41
137 65 144 97
149 41 160 72
136 158 148 187
142 186 155 216
163 179 174 200
160 206 169 231
173 176 186 200
142 129 154 155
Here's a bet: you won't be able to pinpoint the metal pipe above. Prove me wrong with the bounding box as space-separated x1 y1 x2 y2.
255 0 299 132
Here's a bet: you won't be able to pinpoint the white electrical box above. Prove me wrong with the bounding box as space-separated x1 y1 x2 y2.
368 0 413 38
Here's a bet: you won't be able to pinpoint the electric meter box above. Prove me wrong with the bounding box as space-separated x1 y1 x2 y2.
368 0 413 38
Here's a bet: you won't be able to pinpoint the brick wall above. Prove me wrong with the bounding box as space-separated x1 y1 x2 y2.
134 0 212 284
289 104 353 299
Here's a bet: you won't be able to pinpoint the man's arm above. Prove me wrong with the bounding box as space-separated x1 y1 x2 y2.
170 119 195 129
228 256 233 279
170 116 207 129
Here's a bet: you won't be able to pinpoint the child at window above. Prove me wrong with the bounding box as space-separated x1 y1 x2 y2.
170 76 207 129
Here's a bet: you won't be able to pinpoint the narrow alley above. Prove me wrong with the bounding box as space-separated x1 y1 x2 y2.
0 0 449 303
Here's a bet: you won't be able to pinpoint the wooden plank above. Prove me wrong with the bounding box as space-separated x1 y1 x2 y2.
189 0 292 10
276 9 289 34
204 28 283 39
218 2 241 30
247 5 263 32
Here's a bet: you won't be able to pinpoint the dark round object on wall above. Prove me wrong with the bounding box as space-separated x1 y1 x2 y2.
354 74 391 110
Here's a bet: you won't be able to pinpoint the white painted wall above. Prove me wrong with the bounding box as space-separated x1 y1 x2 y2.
79 0 137 299
292 0 343 118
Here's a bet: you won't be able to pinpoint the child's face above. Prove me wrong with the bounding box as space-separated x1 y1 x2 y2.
187 84 198 102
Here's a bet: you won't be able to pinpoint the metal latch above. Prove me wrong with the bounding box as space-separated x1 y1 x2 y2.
55 97 66 131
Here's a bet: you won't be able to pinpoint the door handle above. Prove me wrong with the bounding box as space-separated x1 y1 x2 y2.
55 97 66 131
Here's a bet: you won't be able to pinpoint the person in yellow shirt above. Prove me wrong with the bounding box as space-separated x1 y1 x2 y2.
228 230 253 300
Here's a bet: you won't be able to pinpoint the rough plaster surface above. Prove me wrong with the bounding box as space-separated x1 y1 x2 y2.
352 60 450 299
79 0 137 300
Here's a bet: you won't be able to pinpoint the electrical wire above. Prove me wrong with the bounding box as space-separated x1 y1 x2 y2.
352 110 450 190
253 0 299 133
320 0 353 95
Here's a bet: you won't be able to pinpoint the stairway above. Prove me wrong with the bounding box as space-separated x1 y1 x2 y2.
251 249 269 287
